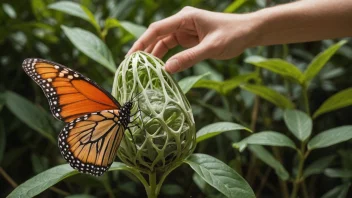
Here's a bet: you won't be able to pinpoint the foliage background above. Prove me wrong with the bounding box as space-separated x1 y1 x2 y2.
0 0 351 197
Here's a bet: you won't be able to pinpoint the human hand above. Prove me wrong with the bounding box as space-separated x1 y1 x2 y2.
127 6 259 73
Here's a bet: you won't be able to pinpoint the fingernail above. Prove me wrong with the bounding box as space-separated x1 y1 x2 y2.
166 59 180 73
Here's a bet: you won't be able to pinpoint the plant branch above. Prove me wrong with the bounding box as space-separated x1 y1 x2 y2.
291 142 309 198
302 84 310 115
0 167 17 188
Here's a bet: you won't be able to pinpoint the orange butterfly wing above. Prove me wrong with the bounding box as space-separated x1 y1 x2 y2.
59 110 125 176
22 58 120 122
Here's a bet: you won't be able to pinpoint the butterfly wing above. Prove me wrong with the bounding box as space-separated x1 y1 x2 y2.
22 58 120 122
59 110 125 176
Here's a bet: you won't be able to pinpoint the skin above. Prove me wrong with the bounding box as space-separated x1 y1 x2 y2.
127 0 352 73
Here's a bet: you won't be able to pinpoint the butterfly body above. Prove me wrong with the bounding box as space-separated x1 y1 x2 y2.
22 58 134 176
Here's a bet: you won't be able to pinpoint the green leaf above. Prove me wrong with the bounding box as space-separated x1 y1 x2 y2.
313 88 352 118
0 119 5 163
8 162 130 197
102 18 121 38
196 122 251 143
303 155 335 178
120 21 146 39
308 126 352 150
245 56 304 84
2 3 17 19
284 109 312 141
303 40 347 82
233 131 296 151
194 73 258 95
241 84 294 109
178 72 210 94
248 145 289 180
62 26 116 72
48 1 99 31
224 0 247 13
185 154 255 198
5 91 55 143
324 168 352 178
321 183 351 198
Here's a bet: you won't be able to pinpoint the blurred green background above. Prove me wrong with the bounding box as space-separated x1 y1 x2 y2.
1 0 351 197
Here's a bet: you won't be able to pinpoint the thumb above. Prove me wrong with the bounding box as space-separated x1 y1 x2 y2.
165 43 210 73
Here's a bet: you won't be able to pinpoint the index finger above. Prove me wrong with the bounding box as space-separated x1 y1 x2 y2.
127 13 184 55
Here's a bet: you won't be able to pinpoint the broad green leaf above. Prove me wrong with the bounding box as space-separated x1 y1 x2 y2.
303 40 347 82
178 72 210 94
284 109 312 141
48 1 99 31
185 154 255 198
313 88 352 118
224 0 247 13
62 26 116 72
241 84 294 109
194 73 258 95
245 56 303 84
196 122 251 143
308 126 352 150
248 145 289 180
2 3 16 18
233 131 296 151
0 119 5 163
324 168 352 178
8 162 130 197
5 91 55 143
102 18 121 38
120 21 146 39
321 183 351 198
303 155 335 178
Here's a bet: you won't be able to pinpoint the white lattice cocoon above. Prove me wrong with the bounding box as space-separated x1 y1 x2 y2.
112 51 196 173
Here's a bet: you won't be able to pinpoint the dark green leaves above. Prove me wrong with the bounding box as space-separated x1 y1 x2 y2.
185 154 255 198
284 109 312 141
241 84 294 109
303 155 336 178
245 56 304 84
120 21 147 39
178 73 210 94
196 122 251 143
303 40 347 82
62 26 116 72
233 131 296 151
8 162 131 197
313 88 352 118
5 91 55 143
308 126 352 150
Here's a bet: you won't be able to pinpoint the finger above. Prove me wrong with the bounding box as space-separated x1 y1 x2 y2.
145 42 156 53
127 14 184 55
165 42 211 73
151 34 179 58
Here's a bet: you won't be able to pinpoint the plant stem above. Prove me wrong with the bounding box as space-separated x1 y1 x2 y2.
146 171 157 198
0 167 17 188
302 84 310 115
291 143 308 198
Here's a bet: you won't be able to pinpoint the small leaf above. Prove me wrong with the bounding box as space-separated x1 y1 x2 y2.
324 168 352 178
284 109 312 141
321 183 351 198
62 26 116 72
248 145 289 180
5 91 55 143
313 88 352 118
194 73 258 95
178 72 210 94
245 56 304 84
8 162 130 197
120 21 146 39
3 3 17 18
0 119 5 163
303 40 347 82
233 131 296 151
196 122 251 143
185 154 255 198
303 155 336 178
102 18 121 37
48 1 99 31
308 126 352 150
241 84 294 109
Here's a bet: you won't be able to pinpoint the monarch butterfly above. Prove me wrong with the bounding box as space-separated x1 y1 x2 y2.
22 58 135 176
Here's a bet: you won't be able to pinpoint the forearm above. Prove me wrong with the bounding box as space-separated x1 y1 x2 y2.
250 0 352 46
